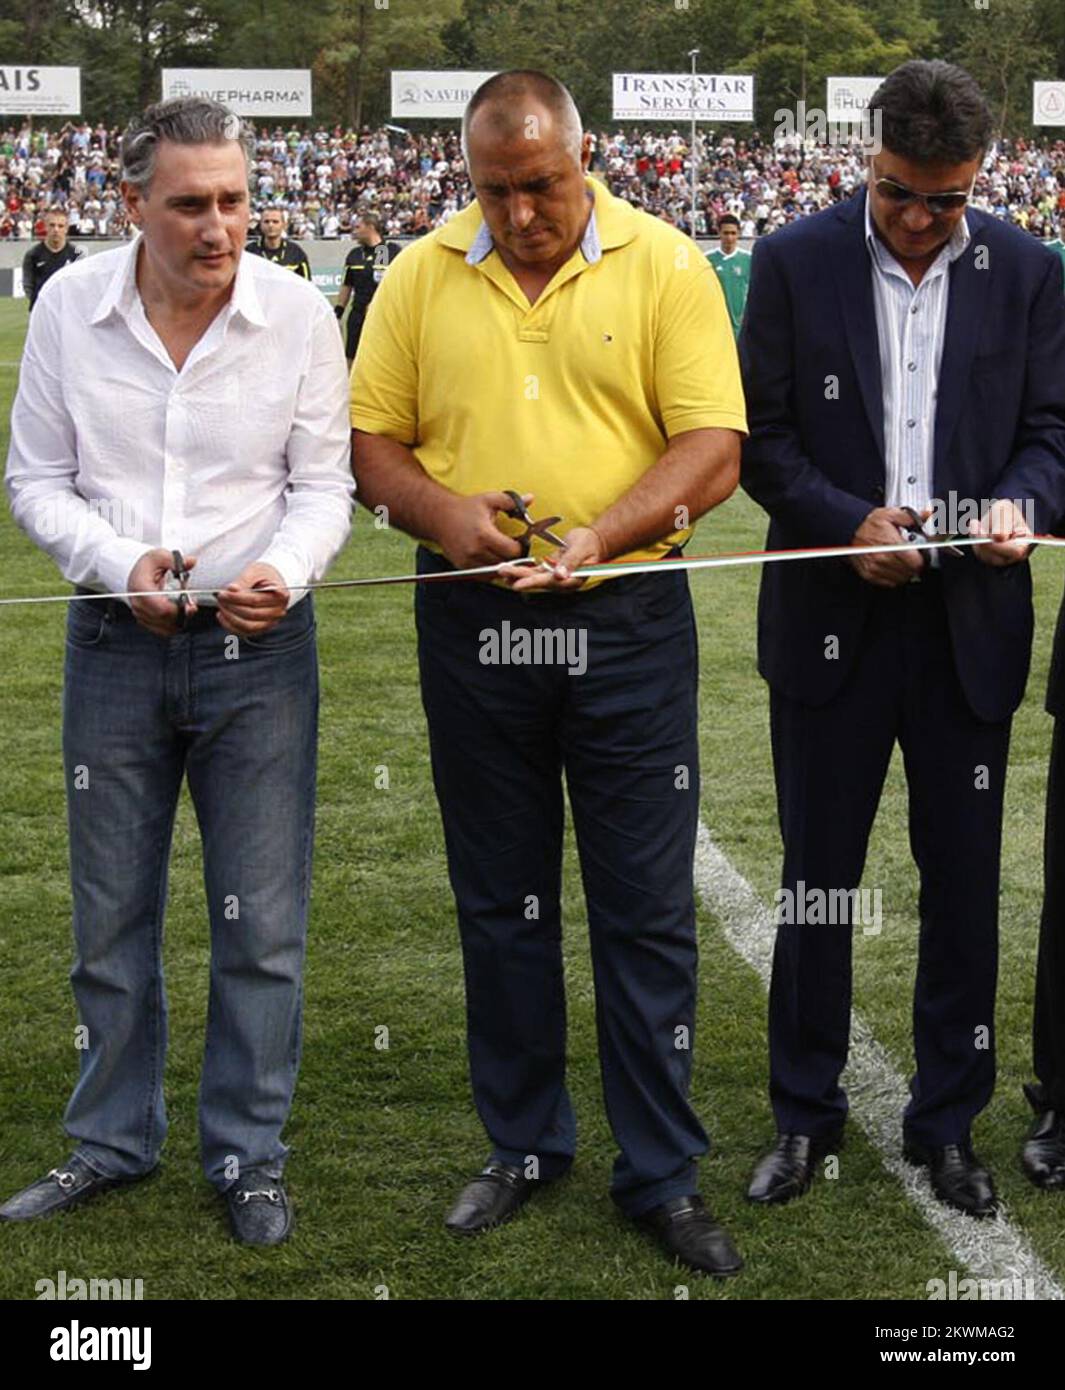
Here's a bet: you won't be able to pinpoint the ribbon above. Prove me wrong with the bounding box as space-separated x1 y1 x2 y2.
1 534 1062 609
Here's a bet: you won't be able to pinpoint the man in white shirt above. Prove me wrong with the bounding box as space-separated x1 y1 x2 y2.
1 96 354 1246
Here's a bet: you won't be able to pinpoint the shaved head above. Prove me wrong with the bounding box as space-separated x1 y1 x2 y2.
462 70 583 167
462 70 593 280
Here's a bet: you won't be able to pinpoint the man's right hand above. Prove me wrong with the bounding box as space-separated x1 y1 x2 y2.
127 548 200 637
847 507 925 588
435 491 528 570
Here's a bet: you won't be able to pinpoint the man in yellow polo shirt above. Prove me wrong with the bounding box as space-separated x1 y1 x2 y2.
352 69 747 1278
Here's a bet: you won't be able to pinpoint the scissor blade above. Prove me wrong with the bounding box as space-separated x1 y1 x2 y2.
528 517 565 548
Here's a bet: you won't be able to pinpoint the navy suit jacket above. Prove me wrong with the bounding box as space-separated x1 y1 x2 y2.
739 189 1065 723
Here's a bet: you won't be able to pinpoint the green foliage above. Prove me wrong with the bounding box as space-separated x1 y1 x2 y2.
0 1 1060 135
736 0 933 129
953 0 1055 133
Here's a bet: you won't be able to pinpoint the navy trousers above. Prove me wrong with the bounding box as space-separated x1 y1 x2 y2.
767 572 1010 1147
414 547 709 1216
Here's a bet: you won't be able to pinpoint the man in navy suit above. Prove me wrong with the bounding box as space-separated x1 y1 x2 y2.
740 60 1065 1217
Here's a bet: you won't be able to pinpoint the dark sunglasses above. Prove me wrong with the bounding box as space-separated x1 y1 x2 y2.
873 171 974 216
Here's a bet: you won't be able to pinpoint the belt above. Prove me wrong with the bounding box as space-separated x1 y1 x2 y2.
73 586 222 633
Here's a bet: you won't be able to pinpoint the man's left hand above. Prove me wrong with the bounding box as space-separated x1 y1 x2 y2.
972 499 1033 567
498 526 605 592
216 563 290 636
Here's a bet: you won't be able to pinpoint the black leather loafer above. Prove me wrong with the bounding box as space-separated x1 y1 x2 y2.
444 1161 545 1234
1021 1082 1065 1190
747 1128 845 1205
903 1138 997 1218
0 1155 149 1221
635 1195 743 1278
224 1170 293 1246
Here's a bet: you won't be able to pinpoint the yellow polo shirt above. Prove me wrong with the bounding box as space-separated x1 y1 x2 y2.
350 177 747 566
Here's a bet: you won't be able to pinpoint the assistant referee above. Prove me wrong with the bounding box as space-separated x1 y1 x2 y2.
22 208 82 312
335 214 402 365
245 207 311 278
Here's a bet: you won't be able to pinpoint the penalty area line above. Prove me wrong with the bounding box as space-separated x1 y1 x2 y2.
693 819 1065 1300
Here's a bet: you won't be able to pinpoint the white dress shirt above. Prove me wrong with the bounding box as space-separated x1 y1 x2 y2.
864 193 970 516
6 238 354 606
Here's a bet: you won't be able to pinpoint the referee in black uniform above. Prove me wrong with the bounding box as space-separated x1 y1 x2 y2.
246 207 311 278
22 209 82 312
335 214 402 366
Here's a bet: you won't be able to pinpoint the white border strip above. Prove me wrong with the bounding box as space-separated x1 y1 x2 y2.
694 820 1065 1300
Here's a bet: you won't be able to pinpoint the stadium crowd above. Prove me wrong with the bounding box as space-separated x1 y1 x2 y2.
2 119 1064 242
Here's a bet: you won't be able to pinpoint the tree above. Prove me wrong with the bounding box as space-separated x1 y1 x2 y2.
69 1 228 119
738 0 931 129
315 0 463 129
954 0 1055 133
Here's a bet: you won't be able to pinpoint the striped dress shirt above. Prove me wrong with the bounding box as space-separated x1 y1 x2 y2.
864 194 971 518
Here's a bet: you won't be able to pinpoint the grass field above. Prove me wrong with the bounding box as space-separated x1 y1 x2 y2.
1 296 1064 1301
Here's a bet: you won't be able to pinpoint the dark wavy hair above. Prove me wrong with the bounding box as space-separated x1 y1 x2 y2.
869 60 993 164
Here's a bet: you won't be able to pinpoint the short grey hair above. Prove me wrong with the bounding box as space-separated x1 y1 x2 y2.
120 97 255 192
461 70 583 168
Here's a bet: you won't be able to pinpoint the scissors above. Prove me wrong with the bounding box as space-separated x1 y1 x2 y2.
502 490 566 558
165 549 191 628
899 506 965 560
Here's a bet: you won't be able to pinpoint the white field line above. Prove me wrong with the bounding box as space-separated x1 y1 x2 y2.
694 820 1065 1300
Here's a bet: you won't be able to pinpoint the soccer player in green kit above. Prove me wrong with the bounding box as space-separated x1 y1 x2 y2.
706 213 751 339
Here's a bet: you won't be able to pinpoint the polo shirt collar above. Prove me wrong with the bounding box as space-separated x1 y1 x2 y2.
439 176 637 265
90 234 268 329
464 197 601 266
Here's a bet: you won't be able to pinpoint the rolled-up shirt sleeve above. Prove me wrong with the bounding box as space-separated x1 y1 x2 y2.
5 293 154 596
258 294 356 605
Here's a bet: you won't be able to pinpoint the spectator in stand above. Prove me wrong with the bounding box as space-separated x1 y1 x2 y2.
1 122 1063 246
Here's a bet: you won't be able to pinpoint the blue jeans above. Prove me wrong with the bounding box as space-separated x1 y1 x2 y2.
60 595 318 1191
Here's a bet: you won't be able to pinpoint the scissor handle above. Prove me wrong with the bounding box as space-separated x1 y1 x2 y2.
502 489 528 519
170 549 190 628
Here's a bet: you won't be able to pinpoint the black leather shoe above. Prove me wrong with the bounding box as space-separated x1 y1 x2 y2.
1021 1082 1065 1190
444 1162 545 1234
635 1195 743 1278
0 1155 149 1222
747 1128 845 1205
224 1170 293 1247
903 1137 997 1217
